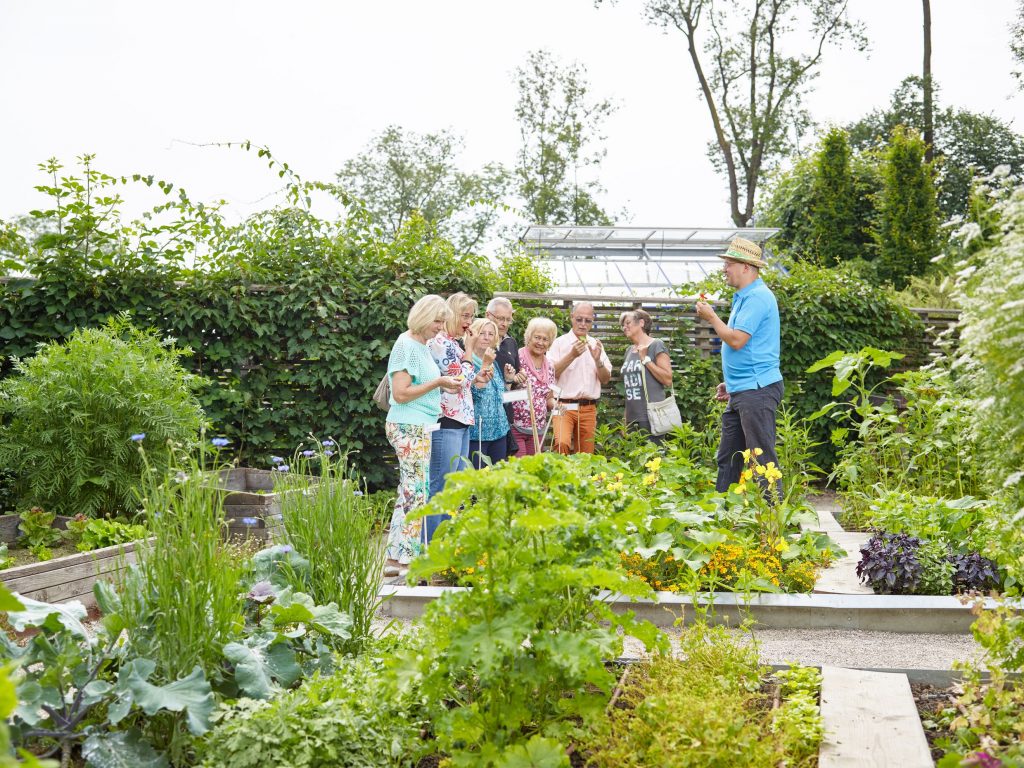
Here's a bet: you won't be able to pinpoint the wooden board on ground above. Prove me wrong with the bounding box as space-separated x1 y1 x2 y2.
819 666 933 768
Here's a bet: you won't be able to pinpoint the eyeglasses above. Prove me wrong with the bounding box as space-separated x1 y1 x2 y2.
572 317 595 324
487 311 513 324
459 312 474 320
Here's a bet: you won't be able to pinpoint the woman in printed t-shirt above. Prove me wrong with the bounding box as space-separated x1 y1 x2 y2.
383 295 461 577
426 292 478 499
619 309 674 444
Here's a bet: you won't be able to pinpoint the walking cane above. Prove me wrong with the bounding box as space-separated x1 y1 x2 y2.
526 378 540 453
539 385 562 450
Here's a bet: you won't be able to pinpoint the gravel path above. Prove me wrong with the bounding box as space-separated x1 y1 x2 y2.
374 617 982 670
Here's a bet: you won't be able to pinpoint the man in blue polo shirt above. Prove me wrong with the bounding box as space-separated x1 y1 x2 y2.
695 237 783 492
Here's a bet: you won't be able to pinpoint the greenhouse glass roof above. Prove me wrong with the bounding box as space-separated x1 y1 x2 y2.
520 225 781 297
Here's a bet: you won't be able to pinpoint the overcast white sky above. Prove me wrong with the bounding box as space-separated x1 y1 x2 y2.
1 1 1021 233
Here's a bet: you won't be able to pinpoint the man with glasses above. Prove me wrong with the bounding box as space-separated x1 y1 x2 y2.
695 237 783 493
486 297 527 455
548 302 611 454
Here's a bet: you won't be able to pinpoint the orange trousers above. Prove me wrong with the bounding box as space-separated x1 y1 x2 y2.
552 403 597 455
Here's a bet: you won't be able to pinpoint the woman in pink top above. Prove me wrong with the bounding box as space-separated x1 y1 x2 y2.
512 318 558 455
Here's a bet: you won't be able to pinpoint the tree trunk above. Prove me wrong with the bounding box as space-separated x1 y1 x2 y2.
922 0 934 163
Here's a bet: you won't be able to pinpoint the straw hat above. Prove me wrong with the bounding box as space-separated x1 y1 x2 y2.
718 237 767 268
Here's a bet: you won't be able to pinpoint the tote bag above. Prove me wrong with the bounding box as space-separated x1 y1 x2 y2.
640 351 682 436
373 374 391 411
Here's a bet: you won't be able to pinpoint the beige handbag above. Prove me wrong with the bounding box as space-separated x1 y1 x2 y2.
641 354 682 436
373 374 391 411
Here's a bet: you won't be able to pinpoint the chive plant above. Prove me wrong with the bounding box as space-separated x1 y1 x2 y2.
120 443 245 681
276 444 389 653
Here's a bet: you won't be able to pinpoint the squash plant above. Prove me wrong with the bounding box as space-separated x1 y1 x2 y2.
402 452 666 767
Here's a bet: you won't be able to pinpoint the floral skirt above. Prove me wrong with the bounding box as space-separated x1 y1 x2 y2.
385 421 431 564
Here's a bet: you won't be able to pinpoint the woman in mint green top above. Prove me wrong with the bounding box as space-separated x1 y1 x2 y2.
383 295 461 574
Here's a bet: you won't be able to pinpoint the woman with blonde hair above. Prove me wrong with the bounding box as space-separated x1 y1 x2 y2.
619 308 674 444
511 317 557 455
467 317 510 468
383 294 462 577
423 292 487 540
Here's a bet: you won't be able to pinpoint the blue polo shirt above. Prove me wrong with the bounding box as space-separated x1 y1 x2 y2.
721 278 783 393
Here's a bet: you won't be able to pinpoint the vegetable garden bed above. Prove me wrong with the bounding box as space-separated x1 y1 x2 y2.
0 539 141 605
380 583 1015 634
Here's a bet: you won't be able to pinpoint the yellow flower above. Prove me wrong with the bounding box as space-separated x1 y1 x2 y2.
645 457 662 472
764 463 783 483
741 449 752 462
740 469 754 482
754 465 766 476
643 473 658 486
774 539 789 553
615 472 624 481
753 447 764 457
735 481 747 493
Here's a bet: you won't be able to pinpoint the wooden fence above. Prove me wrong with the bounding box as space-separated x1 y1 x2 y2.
497 292 960 409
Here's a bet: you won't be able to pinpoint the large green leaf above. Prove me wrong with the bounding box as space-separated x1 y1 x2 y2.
495 736 570 768
82 729 168 768
223 637 301 699
113 659 214 736
6 596 88 639
0 584 23 613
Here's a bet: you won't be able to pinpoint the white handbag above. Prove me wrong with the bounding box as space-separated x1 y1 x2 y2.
641 353 682 435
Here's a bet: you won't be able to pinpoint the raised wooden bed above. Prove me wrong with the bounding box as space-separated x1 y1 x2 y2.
0 540 142 605
210 468 315 543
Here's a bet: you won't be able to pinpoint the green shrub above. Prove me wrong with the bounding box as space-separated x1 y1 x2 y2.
581 625 821 767
0 314 205 518
198 652 422 768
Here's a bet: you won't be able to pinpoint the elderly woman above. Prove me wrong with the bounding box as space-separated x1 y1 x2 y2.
384 295 461 577
467 317 510 468
511 317 557 455
619 309 674 444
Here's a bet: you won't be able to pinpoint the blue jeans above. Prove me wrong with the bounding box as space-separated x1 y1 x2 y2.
716 381 784 493
425 426 470 542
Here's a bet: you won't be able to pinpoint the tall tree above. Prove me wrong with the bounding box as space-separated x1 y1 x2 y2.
807 127 862 266
922 0 934 163
872 127 938 290
612 0 865 227
336 125 509 254
847 77 1024 218
514 49 616 226
1012 0 1024 88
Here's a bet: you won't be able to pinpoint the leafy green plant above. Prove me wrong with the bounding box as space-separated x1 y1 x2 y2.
581 625 821 767
2 587 216 766
226 583 352 700
402 452 666 765
198 648 422 768
929 602 1024 765
67 517 148 553
0 544 12 570
273 447 388 654
116 447 244 762
0 314 206 518
17 507 63 559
